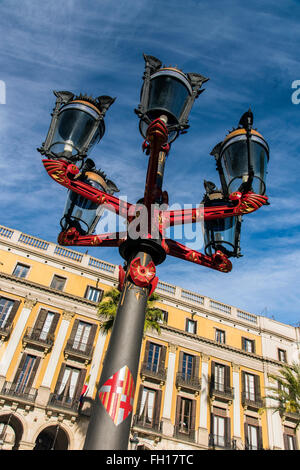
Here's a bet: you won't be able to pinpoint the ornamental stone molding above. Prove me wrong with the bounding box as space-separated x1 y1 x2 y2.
62 310 75 321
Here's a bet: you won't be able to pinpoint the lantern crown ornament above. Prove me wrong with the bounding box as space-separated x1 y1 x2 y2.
211 109 269 197
38 90 116 164
135 53 209 143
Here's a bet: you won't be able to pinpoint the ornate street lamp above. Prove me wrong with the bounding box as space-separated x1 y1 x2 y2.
40 54 270 450
60 159 119 235
38 91 115 164
211 109 269 197
135 54 208 143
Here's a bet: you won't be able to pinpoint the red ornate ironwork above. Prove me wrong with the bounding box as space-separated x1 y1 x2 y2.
43 118 268 285
129 257 156 287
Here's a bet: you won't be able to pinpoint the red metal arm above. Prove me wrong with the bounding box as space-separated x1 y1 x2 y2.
57 227 127 247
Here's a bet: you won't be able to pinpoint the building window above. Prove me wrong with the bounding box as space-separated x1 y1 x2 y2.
178 397 193 434
139 387 156 426
246 424 259 450
284 427 296 450
213 415 226 447
39 311 55 340
12 263 30 279
13 354 38 393
278 349 287 362
0 298 14 328
214 364 226 392
146 343 161 373
73 321 92 352
244 373 255 401
50 275 66 291
56 366 81 405
242 337 255 353
85 286 103 303
215 329 225 344
182 353 194 380
185 318 197 334
158 309 168 324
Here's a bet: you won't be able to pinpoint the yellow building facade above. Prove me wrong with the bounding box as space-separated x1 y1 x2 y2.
0 224 299 450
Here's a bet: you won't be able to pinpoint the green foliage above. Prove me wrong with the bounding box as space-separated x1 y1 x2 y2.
265 362 300 428
98 288 163 335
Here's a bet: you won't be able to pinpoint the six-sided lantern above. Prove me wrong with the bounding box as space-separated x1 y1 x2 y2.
38 91 115 163
135 54 209 143
61 161 119 235
202 183 242 258
211 109 269 197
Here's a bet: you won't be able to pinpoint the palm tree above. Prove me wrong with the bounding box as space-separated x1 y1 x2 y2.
98 288 164 335
265 362 300 428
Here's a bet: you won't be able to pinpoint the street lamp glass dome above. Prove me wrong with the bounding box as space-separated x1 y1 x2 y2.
61 171 112 235
220 130 269 195
204 215 238 258
139 68 192 143
49 101 105 159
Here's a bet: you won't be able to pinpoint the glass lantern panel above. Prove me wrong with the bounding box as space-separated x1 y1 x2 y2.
204 216 237 257
62 177 104 235
50 108 101 157
221 139 268 195
148 75 190 124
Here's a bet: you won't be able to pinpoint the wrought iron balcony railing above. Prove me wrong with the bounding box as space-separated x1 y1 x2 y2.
241 391 264 409
64 339 94 363
0 381 38 403
210 380 234 401
140 361 167 384
173 425 196 442
0 323 12 340
209 433 235 449
175 372 201 394
47 393 80 413
22 327 54 350
132 414 162 433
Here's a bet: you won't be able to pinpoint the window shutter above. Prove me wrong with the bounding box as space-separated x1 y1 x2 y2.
178 351 184 374
153 389 162 428
241 370 246 395
12 353 28 384
143 341 151 363
160 345 167 369
254 374 261 400
257 426 263 449
252 340 256 353
190 399 196 432
136 385 144 417
241 337 246 350
69 319 80 344
49 312 60 336
74 368 87 402
211 361 216 389
225 365 231 389
26 356 41 389
6 299 21 326
54 363 67 394
225 417 231 447
87 323 97 351
244 422 249 449
34 309 48 332
175 395 181 426
193 355 200 379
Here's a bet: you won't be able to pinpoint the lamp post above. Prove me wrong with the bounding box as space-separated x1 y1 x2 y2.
39 54 270 450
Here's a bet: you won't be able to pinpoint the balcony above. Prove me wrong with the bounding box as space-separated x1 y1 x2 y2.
0 324 12 341
209 433 235 450
175 372 201 395
140 361 167 385
47 393 80 415
241 391 264 410
64 339 94 364
173 425 196 443
0 381 37 404
132 414 162 434
22 327 54 353
210 381 234 403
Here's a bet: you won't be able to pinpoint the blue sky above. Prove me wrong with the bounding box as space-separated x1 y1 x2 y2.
0 0 300 326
